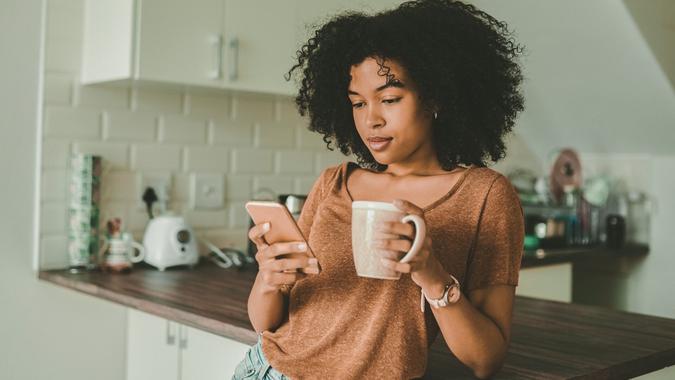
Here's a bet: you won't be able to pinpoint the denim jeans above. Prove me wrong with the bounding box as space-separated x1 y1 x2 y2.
231 335 290 380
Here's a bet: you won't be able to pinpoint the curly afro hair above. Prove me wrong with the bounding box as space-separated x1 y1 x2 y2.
286 0 526 171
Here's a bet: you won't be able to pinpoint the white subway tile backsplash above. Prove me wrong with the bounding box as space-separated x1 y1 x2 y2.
106 111 157 142
184 209 228 229
172 173 190 202
228 201 250 228
135 88 184 114
253 176 294 196
232 95 276 124
254 122 296 148
232 149 275 174
42 140 71 169
75 84 129 109
188 92 231 119
226 175 253 200
43 72 74 105
41 170 68 201
200 228 249 252
99 201 130 231
277 99 307 126
296 125 327 149
132 145 182 171
44 106 101 139
316 151 347 172
40 202 68 234
72 141 129 170
212 118 254 146
277 151 315 174
101 171 139 201
294 177 318 194
162 115 208 144
185 146 229 172
39 2 349 268
40 234 68 270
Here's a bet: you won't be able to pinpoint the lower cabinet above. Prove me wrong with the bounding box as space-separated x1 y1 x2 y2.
516 263 573 303
126 308 251 380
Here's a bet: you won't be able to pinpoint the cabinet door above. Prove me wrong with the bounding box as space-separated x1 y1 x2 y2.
137 0 225 87
180 325 251 380
126 309 180 380
517 263 573 303
223 0 296 95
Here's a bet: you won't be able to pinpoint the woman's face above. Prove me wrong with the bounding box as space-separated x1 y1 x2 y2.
348 57 435 168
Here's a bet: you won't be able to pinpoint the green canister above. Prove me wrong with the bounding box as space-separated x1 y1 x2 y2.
67 153 102 273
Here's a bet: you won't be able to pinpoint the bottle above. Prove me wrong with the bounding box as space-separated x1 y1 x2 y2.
626 191 652 245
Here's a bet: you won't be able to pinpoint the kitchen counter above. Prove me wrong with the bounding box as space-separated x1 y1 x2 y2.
520 242 648 268
39 257 675 379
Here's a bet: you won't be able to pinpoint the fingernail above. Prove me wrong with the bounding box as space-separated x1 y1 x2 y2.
297 243 307 251
304 267 320 274
380 258 389 265
371 240 384 248
262 222 270 231
393 199 403 206
308 258 318 265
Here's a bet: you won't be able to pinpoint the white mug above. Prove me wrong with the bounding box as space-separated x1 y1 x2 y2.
351 201 426 280
106 232 145 264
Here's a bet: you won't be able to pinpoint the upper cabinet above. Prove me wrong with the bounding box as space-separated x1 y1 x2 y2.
82 0 401 96
223 0 296 95
82 0 226 89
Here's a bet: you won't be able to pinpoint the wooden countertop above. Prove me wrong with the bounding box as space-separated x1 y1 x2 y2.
520 242 649 268
39 257 674 379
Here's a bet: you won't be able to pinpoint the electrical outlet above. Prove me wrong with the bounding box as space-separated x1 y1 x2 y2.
139 172 171 211
190 173 225 209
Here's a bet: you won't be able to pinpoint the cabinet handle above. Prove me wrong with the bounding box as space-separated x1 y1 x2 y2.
228 36 239 81
209 34 224 79
166 321 176 345
179 325 188 350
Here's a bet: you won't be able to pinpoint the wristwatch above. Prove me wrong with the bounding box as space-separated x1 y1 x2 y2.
420 274 461 312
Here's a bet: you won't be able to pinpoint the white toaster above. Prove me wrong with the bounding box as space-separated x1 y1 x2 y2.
142 215 199 271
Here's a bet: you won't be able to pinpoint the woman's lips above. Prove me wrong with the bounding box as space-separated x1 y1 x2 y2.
367 137 393 151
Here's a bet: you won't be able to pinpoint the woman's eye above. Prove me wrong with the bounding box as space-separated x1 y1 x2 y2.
351 102 365 109
382 98 402 104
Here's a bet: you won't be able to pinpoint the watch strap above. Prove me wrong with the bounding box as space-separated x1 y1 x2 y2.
420 274 461 312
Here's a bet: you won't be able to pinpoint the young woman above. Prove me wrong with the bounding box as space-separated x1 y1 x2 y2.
235 1 525 379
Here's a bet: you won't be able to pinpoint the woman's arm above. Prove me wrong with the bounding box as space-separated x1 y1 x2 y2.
247 273 288 334
418 272 515 379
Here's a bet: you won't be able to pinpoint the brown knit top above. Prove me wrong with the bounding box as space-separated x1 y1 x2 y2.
261 161 524 379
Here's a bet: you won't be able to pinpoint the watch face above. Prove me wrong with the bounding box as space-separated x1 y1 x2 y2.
448 286 461 303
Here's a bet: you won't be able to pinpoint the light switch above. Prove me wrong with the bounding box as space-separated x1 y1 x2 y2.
190 173 225 209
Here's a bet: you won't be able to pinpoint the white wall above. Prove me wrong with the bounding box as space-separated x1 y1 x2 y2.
0 1 128 379
476 0 675 319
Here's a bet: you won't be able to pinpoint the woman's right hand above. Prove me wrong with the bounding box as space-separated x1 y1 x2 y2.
248 222 319 294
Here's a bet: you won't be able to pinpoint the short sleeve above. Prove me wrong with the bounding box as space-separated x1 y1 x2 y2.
464 175 525 292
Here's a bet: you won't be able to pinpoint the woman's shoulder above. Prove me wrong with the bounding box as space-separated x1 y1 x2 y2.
463 166 506 189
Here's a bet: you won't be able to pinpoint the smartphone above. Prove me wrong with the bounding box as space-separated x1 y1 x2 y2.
244 201 315 258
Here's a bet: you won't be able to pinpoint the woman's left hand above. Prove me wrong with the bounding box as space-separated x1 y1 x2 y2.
373 199 445 289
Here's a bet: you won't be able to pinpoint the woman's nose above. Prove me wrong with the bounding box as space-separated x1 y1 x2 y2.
365 104 384 129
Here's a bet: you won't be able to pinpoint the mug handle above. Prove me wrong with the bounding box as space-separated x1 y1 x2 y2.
398 214 426 264
129 241 146 263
